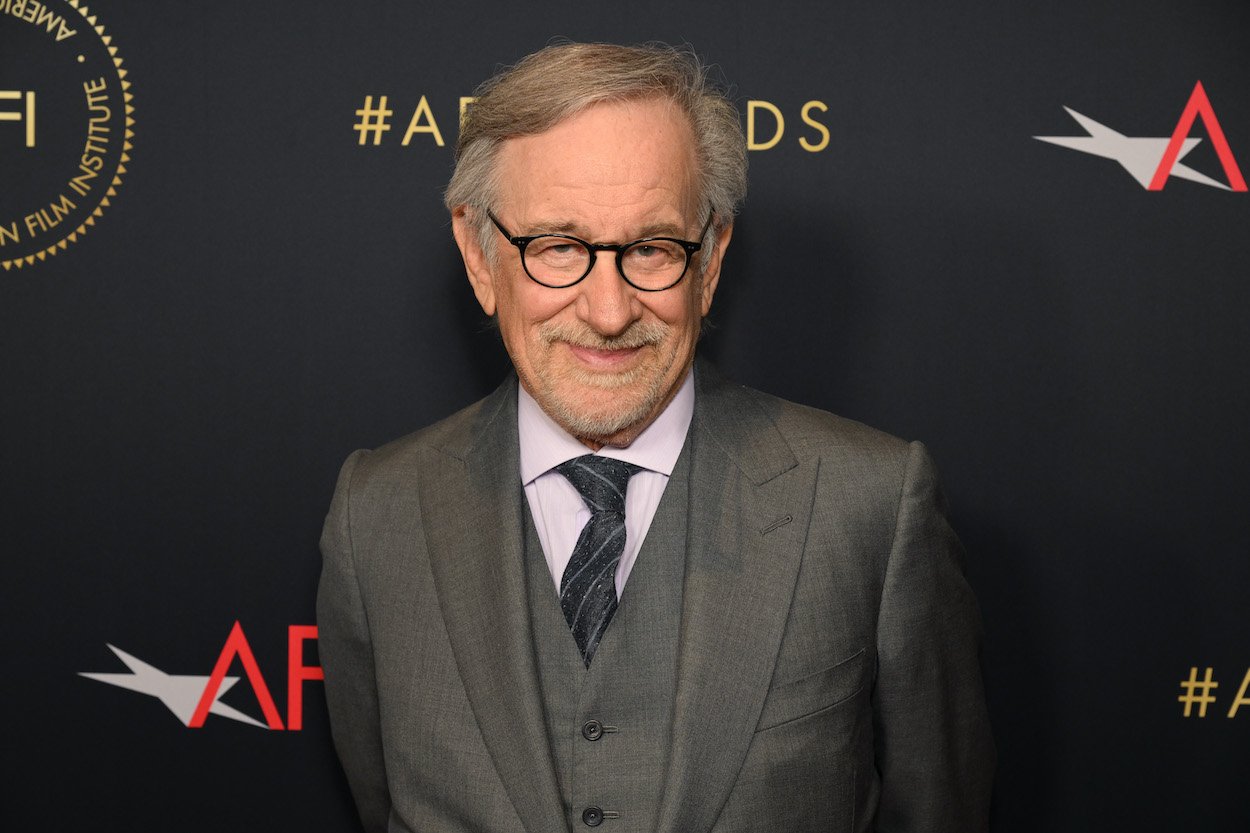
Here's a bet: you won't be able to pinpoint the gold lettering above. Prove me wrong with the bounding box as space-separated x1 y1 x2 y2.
1228 669 1250 718
70 161 99 196
0 221 19 246
81 81 110 159
24 193 76 236
799 100 830 153
401 95 444 147
0 90 35 146
35 4 59 34
48 192 73 223
2 0 73 38
747 100 784 151
83 134 108 156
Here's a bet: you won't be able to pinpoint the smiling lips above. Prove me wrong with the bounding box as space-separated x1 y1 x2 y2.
566 343 644 371
540 319 668 375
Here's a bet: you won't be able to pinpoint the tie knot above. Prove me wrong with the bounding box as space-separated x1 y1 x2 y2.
555 455 641 515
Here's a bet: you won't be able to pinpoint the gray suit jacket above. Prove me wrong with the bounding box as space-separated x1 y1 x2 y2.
318 363 994 833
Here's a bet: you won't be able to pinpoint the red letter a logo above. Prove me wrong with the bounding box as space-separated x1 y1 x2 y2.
189 621 285 729
1149 81 1247 191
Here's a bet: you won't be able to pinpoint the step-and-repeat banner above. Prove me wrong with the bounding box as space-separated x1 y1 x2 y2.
4 1 1248 830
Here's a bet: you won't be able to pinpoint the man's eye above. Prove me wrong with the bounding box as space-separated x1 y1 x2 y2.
625 242 682 265
531 240 580 258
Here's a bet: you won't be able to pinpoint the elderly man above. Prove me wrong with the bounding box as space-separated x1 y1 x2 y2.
318 42 994 833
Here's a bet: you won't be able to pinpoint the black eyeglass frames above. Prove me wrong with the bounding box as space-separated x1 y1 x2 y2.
487 211 713 291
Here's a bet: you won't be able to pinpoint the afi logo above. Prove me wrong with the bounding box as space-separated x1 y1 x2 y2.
80 622 323 730
1035 82 1247 192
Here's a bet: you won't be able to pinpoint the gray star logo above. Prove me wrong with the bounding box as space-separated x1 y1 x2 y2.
1035 108 1232 191
80 645 270 728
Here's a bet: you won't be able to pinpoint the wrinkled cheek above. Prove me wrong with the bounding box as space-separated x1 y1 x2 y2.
668 330 697 371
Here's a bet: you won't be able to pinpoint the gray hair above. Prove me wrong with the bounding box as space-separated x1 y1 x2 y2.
444 41 747 265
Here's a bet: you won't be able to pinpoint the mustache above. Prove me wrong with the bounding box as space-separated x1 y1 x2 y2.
539 320 668 350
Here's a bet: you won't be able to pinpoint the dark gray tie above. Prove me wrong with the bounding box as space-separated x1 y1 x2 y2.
555 455 642 666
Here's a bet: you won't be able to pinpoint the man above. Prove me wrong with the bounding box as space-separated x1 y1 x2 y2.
319 42 994 833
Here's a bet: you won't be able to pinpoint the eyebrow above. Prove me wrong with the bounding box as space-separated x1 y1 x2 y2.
522 218 693 241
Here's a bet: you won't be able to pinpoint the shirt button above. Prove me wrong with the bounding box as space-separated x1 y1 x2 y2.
582 720 604 741
582 806 604 827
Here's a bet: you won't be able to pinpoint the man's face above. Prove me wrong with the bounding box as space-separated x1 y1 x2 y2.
453 97 731 448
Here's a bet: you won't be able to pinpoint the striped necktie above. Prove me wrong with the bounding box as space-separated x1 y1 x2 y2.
554 455 642 666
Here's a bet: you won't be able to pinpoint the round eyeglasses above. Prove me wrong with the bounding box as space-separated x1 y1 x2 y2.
488 211 713 292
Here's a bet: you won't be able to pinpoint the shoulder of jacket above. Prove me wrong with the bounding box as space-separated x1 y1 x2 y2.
734 383 912 464
346 387 506 485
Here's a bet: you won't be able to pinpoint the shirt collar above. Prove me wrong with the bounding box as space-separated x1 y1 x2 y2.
518 368 694 485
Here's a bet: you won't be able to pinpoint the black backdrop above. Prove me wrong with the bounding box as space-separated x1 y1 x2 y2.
4 1 1249 830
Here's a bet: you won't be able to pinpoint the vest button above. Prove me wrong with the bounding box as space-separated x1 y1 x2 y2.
582 720 604 741
582 805 604 826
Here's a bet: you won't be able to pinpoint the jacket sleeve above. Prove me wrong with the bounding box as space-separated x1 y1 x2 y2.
872 441 995 831
317 450 391 833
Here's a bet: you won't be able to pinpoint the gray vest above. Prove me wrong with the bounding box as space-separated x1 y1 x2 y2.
523 446 691 833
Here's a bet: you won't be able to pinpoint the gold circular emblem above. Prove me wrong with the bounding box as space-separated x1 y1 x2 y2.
1 0 134 271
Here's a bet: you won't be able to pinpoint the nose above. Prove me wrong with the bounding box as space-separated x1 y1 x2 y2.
574 251 640 337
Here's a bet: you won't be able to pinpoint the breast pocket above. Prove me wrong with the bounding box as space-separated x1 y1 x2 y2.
755 647 867 732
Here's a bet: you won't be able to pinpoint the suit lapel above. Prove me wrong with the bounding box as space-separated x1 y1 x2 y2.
419 379 568 833
655 364 819 833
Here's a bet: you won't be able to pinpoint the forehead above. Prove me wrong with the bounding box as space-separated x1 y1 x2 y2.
495 98 700 230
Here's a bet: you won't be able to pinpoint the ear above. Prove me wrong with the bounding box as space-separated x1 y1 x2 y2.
697 220 733 316
451 206 497 316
